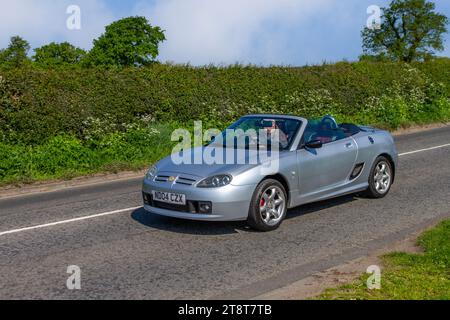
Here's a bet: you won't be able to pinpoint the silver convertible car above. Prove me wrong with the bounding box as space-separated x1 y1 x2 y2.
142 115 398 231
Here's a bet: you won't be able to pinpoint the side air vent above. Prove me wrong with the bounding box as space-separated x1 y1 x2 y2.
350 163 365 180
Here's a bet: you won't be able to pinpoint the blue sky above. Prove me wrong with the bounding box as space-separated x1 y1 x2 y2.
0 0 449 66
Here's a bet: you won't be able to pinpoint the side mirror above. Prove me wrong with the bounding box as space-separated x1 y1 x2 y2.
305 140 323 149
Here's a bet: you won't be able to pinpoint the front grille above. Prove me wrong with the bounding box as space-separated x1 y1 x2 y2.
153 201 190 212
175 176 197 186
154 174 198 185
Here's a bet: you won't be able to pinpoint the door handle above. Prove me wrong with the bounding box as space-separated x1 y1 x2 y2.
346 142 354 148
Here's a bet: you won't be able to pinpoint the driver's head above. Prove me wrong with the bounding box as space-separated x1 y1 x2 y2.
265 120 277 134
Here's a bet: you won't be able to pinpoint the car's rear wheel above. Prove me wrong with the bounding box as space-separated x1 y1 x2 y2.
364 156 393 198
247 179 287 231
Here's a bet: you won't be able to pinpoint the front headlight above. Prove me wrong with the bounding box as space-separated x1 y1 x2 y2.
145 165 158 180
197 174 232 188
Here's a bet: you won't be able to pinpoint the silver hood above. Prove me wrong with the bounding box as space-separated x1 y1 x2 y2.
154 146 285 178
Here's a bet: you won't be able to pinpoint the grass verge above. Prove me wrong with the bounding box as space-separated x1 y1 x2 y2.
316 219 450 300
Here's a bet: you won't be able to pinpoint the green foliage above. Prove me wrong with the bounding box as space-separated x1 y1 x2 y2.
0 60 449 184
418 220 450 269
0 36 31 68
359 53 391 62
0 143 31 182
317 219 450 300
31 135 100 175
1 61 449 145
362 0 448 62
84 16 166 67
33 42 86 66
0 121 179 185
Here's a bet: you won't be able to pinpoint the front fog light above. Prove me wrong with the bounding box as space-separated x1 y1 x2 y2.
198 202 212 214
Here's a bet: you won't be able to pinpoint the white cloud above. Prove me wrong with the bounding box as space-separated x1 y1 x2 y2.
0 0 115 52
134 0 336 65
2 0 447 65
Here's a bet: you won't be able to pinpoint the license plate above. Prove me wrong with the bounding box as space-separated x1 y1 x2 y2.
152 191 186 205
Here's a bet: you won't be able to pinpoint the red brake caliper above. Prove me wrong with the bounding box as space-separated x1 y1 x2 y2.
260 198 265 207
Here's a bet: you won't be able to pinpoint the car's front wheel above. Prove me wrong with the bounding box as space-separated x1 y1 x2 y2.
247 179 287 232
364 156 393 198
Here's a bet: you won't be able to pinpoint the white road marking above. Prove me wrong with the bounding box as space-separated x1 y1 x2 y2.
399 143 450 156
0 143 449 237
0 206 142 237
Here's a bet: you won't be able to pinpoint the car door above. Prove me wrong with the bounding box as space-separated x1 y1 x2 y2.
295 131 358 204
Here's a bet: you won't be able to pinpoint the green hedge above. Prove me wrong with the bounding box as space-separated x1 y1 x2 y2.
1 60 449 145
0 60 449 184
0 122 178 185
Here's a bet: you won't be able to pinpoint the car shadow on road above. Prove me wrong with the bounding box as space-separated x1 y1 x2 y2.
131 194 360 235
131 207 245 235
286 194 360 220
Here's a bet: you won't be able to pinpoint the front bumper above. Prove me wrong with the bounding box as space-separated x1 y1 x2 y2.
142 178 256 221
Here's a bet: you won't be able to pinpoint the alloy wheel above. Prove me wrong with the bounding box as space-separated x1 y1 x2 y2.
259 186 286 227
374 161 391 194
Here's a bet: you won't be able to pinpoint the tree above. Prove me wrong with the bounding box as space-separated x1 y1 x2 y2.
362 0 448 62
85 16 166 67
33 42 86 66
0 36 31 68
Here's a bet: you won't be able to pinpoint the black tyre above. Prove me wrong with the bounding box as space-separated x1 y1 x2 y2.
364 156 393 198
247 179 288 232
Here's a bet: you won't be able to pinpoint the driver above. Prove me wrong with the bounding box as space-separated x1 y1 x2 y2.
264 120 289 149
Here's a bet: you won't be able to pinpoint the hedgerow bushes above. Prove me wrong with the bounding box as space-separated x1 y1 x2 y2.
0 60 449 184
0 121 178 184
1 60 450 144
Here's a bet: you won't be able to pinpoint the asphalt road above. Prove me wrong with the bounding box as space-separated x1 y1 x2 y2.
0 126 449 300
